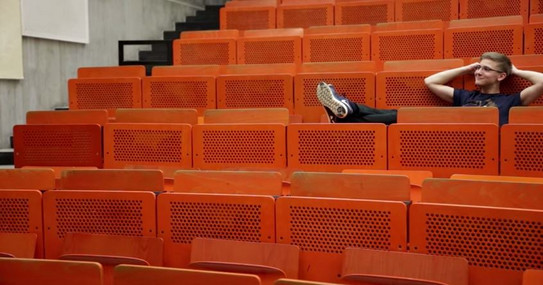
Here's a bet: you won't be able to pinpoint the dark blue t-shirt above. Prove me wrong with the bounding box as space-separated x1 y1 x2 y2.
453 89 521 126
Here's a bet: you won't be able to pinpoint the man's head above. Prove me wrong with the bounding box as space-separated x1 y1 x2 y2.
479 52 512 76
474 52 512 90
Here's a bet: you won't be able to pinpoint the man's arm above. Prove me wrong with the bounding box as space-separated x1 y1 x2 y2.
512 65 543 105
424 63 480 103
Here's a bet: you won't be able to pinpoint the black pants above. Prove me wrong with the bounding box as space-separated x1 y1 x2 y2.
336 103 398 125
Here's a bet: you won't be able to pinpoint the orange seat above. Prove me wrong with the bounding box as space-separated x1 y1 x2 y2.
451 173 543 184
395 0 459 22
410 202 543 285
397 107 499 125
0 233 37 258
0 258 103 285
237 29 303 64
531 0 543 15
157 193 276 267
376 59 464 109
294 62 376 122
501 124 543 177
204 108 290 124
13 124 103 168
459 0 529 23
276 196 407 282
335 0 394 26
525 14 543 55
523 270 543 285
0 168 55 190
275 280 340 285
287 123 387 172
277 0 334 29
341 248 469 285
303 25 371 63
114 264 262 285
78 65 146 78
115 108 198 124
508 106 543 123
174 170 285 195
173 30 238 65
220 2 276 30
289 172 410 201
190 238 299 285
421 178 543 210
60 169 164 191
26 110 109 126
444 16 523 60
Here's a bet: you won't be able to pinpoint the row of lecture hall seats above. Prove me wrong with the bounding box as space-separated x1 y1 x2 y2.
220 0 542 29
1 167 543 284
12 106 543 179
68 55 543 123
175 16 543 66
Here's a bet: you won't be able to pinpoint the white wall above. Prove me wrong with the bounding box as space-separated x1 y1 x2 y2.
0 0 222 148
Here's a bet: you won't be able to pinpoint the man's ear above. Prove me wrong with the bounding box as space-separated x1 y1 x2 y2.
497 72 508 82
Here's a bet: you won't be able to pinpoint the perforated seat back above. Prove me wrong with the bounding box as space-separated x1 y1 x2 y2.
395 0 459 21
501 124 543 177
335 0 394 26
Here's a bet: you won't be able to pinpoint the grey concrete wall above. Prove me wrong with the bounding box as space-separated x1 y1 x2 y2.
0 0 225 148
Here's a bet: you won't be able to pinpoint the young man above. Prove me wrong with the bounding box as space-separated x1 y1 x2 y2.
317 52 543 125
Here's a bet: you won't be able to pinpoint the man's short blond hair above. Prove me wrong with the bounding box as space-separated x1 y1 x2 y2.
480 52 512 76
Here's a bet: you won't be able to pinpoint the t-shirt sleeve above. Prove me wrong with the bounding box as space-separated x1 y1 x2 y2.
453 89 471 106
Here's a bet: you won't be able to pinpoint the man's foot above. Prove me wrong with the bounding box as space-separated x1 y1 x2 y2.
316 82 354 121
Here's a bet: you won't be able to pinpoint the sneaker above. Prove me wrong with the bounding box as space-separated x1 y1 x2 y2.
316 82 354 120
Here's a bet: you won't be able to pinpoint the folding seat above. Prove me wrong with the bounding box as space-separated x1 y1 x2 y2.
410 202 543 284
532 0 543 15
294 61 376 122
0 168 56 190
444 16 523 60
0 258 103 285
216 64 295 111
220 0 277 30
395 0 459 22
60 169 164 191
103 122 192 177
277 0 334 29
375 59 463 109
144 65 220 115
0 190 42 258
157 192 276 267
289 172 410 201
287 124 387 172
371 20 444 65
115 108 199 125
192 123 286 171
501 107 543 177
524 270 543 285
275 280 338 285
190 238 299 285
68 67 143 117
335 0 394 26
203 108 291 124
174 170 285 195
26 109 109 125
451 173 543 184
389 107 499 178
341 248 468 285
302 25 371 63
173 30 238 65
525 15 543 55
237 29 303 64
276 196 407 282
114 264 262 285
342 169 433 202
464 55 543 106
459 0 529 23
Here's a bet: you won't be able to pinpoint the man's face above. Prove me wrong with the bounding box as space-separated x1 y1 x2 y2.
474 58 507 87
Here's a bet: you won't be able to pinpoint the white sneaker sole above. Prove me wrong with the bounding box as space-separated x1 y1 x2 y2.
316 83 347 118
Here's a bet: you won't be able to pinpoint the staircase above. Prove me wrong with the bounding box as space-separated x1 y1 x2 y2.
119 5 223 75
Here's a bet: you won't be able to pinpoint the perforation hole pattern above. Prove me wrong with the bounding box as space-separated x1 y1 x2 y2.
201 130 277 164
340 4 390 25
282 8 329 28
465 0 522 18
223 79 286 108
401 0 451 21
303 78 369 106
399 130 487 168
242 41 296 64
149 81 209 108
424 213 543 271
536 0 543 14
55 198 144 239
0 198 30 232
377 34 438 61
75 82 134 109
451 30 515 58
309 37 366 62
288 206 392 253
384 77 450 107
513 131 543 172
20 128 97 166
296 130 377 166
112 129 185 163
534 28 543 54
179 43 231 65
499 77 543 105
169 201 262 244
225 10 270 30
